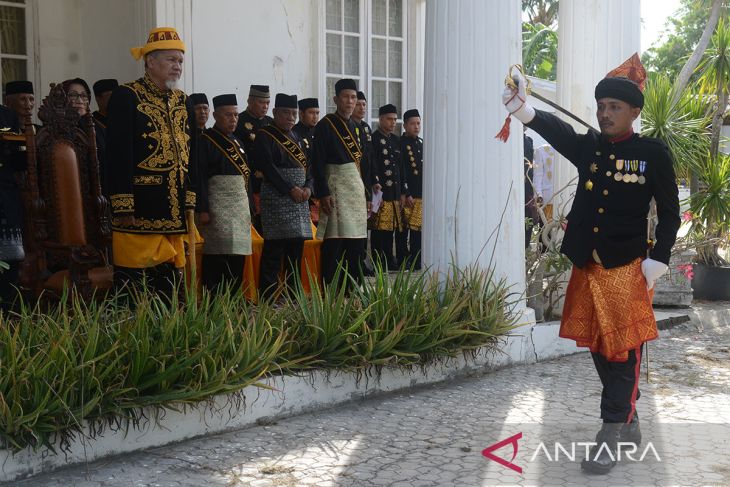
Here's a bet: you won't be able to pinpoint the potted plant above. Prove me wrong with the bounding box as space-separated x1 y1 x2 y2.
688 152 730 299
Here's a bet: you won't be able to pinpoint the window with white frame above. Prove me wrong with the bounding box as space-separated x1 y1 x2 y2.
324 0 406 128
0 0 30 91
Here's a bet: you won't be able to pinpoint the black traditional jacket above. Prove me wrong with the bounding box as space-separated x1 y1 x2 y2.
355 120 374 202
0 106 24 261
371 130 404 202
311 113 364 199
292 121 315 160
401 134 423 199
234 110 273 195
106 74 197 234
92 111 108 130
197 126 251 213
527 109 680 268
254 124 314 196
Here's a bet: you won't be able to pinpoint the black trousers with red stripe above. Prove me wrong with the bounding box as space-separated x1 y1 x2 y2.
591 344 643 423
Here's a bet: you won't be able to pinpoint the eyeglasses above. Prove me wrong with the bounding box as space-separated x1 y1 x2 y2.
67 92 90 101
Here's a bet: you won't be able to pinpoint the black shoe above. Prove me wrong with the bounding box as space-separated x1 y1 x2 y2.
620 416 642 446
581 423 621 474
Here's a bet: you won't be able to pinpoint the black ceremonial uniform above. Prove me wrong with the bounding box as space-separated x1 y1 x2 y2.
255 125 314 299
527 108 680 461
107 74 197 234
354 120 374 202
292 121 315 159
399 134 423 268
527 109 680 268
106 74 197 297
197 128 251 211
234 110 273 226
524 134 536 248
92 111 107 130
311 112 367 285
0 106 24 309
197 127 252 294
370 129 404 268
354 119 375 274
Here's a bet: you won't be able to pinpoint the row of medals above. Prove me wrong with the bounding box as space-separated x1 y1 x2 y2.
614 159 646 185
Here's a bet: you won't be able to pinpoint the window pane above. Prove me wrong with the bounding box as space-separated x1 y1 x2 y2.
1 58 26 85
371 80 386 119
388 40 402 78
372 38 386 77
344 35 359 76
389 81 402 113
0 6 27 55
326 0 342 30
343 0 359 33
326 33 342 74
388 0 403 37
372 0 386 36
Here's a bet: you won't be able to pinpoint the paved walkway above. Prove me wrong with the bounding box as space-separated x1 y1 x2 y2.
12 303 730 487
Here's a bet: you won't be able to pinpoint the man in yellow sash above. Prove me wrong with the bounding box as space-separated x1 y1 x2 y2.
255 94 313 299
197 94 252 294
107 27 197 300
502 66 680 473
311 79 367 287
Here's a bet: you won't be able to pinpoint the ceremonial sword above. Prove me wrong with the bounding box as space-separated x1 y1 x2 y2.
505 65 599 132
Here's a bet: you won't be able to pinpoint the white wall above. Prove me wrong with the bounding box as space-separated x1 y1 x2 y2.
34 0 153 111
190 0 320 114
32 0 425 119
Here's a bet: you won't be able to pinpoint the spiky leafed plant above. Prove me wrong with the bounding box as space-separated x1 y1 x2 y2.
640 74 713 181
522 22 558 81
690 152 730 266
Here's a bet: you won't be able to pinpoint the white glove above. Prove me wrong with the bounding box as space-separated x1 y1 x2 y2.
641 258 669 290
501 70 535 124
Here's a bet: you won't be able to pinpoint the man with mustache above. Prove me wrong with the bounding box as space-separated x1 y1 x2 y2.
502 69 680 474
106 27 198 301
311 79 368 288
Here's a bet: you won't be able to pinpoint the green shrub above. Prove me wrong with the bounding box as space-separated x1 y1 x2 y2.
0 264 518 452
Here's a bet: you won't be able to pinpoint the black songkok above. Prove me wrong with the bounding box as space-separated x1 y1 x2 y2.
403 109 420 121
275 93 298 109
92 79 119 96
298 97 319 110
5 80 33 96
190 93 209 106
595 77 644 109
249 85 270 98
213 94 237 109
378 104 398 116
335 78 357 95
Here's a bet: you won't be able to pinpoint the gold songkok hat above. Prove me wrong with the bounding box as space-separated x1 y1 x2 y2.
131 27 186 61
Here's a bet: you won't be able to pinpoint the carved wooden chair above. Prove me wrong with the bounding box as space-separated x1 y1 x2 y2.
18 83 112 300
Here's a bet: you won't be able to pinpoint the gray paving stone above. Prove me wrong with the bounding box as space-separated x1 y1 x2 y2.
10 303 730 486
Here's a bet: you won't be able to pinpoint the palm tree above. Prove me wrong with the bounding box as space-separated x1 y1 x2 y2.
522 0 558 28
641 75 713 182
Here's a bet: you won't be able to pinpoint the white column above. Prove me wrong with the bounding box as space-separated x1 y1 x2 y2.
553 0 641 213
422 0 525 298
153 0 194 93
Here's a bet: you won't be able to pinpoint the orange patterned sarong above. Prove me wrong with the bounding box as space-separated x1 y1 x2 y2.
560 258 657 362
